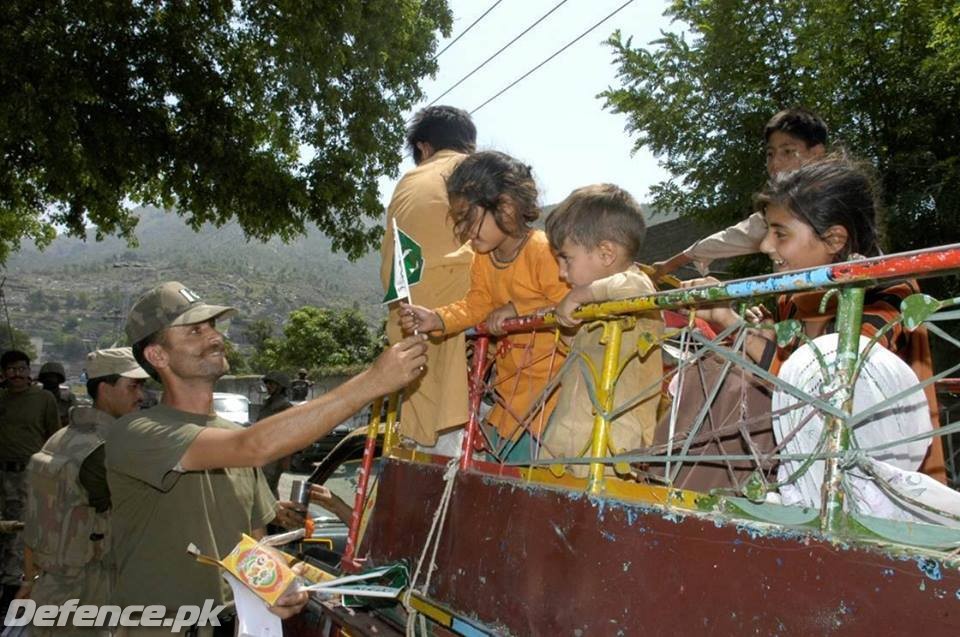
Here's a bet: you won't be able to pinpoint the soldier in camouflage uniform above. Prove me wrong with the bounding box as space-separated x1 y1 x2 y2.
0 349 59 610
289 369 312 401
38 360 79 427
105 281 425 623
20 348 148 635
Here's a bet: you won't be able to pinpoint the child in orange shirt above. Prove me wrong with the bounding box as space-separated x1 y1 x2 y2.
400 151 570 462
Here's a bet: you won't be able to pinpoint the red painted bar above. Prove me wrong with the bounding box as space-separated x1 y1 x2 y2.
831 244 960 281
460 335 491 471
342 410 381 572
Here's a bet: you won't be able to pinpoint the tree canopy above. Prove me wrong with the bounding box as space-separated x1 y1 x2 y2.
0 0 452 262
246 306 378 373
602 0 960 260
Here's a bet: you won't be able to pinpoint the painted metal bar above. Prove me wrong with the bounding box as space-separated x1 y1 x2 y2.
937 379 960 394
342 395 384 571
382 391 400 455
460 335 491 471
819 286 865 533
472 244 960 336
587 320 623 494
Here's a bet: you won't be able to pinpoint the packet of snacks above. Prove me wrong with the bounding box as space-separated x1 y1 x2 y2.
189 534 299 605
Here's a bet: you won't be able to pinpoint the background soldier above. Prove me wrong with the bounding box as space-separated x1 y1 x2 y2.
19 348 148 634
37 360 78 427
0 350 60 611
289 368 312 401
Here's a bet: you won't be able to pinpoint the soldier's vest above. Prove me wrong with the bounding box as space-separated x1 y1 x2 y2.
24 408 111 575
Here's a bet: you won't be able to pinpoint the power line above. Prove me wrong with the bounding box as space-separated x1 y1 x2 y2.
428 0 572 107
432 0 505 61
470 0 636 115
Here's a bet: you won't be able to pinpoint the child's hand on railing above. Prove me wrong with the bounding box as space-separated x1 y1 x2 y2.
486 303 518 335
555 285 594 328
556 294 582 328
399 302 442 334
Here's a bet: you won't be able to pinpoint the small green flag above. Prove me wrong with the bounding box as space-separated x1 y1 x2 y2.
383 222 423 304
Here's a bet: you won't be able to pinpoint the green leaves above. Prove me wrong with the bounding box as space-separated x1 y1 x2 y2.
247 306 379 373
0 0 452 263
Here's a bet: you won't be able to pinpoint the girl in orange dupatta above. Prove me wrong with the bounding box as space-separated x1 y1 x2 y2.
400 152 569 462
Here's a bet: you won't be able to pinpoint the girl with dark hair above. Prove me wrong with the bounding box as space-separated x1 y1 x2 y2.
666 156 948 518
400 151 569 461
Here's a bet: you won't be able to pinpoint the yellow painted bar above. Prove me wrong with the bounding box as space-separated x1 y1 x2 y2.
587 320 624 495
382 391 400 454
410 593 454 626
367 396 384 442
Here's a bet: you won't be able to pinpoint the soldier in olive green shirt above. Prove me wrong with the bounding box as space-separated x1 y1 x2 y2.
109 281 427 624
0 349 59 597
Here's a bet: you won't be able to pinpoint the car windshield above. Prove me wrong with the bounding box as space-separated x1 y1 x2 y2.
214 396 248 413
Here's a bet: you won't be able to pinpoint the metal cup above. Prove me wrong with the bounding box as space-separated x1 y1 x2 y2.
289 480 311 511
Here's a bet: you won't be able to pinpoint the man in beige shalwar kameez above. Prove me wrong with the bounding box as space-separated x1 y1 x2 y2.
381 106 476 450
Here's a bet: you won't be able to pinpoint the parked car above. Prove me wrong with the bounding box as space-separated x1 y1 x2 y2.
288 405 369 472
213 392 251 426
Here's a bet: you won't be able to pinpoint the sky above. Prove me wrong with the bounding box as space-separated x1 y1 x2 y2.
379 0 674 211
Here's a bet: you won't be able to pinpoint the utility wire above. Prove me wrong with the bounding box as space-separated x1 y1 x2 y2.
428 0 572 107
432 0 505 61
471 0 636 115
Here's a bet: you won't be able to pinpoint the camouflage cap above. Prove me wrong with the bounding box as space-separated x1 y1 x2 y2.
86 347 150 380
38 361 66 381
262 370 291 389
125 281 237 344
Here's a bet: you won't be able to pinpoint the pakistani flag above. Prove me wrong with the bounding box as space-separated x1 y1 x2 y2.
383 222 423 304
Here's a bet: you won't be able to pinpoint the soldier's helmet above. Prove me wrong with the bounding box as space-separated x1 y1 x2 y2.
298 368 308 377
263 371 291 389
38 361 66 383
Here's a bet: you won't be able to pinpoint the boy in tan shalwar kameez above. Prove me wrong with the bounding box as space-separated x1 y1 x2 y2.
544 184 664 477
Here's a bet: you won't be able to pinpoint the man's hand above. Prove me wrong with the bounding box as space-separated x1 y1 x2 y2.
368 334 428 394
399 303 442 334
485 303 517 336
270 564 309 619
309 484 352 524
14 582 33 600
273 501 307 530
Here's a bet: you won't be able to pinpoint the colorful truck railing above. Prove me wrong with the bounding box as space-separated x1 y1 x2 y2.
339 243 960 562
309 244 960 637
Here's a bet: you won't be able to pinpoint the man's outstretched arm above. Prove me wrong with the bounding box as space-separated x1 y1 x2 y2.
179 335 428 471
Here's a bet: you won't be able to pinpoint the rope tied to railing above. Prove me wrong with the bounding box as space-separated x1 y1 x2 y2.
403 455 461 636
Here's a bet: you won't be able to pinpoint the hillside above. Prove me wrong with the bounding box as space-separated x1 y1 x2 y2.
0 206 385 375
